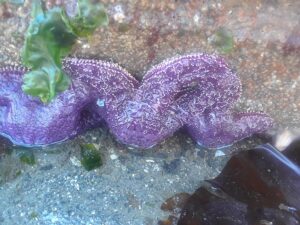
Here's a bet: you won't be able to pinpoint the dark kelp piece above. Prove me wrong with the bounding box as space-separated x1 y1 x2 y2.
178 140 300 225
283 137 300 166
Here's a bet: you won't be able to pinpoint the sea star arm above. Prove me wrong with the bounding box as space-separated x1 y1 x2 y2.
186 111 273 148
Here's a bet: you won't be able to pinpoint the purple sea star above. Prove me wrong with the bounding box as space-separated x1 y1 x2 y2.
0 53 273 148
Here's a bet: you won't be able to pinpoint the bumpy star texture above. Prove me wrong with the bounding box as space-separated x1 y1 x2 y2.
0 53 273 148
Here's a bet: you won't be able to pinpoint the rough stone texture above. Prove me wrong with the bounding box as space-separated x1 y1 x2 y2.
0 0 299 224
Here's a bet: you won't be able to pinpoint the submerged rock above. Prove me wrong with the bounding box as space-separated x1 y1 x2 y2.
80 143 103 171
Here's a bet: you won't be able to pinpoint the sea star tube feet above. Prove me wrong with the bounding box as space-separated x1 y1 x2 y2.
0 53 273 148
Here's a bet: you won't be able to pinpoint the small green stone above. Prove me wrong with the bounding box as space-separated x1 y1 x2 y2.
18 150 35 165
118 23 131 33
210 27 234 53
29 211 38 219
80 143 102 171
15 170 22 177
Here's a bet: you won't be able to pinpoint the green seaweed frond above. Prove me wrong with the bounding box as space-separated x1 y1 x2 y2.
21 0 109 103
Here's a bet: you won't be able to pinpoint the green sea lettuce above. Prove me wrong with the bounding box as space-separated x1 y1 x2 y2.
21 0 108 103
80 143 103 171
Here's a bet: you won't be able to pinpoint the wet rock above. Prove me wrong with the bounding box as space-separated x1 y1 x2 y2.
161 193 191 212
39 164 53 171
283 24 300 55
162 159 181 174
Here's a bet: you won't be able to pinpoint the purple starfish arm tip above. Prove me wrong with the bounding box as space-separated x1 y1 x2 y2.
187 111 274 148
0 53 273 148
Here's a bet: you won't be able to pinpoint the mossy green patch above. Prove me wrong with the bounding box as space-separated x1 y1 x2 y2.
15 170 22 177
80 143 102 171
18 150 35 165
210 27 234 54
29 211 38 220
118 23 131 33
